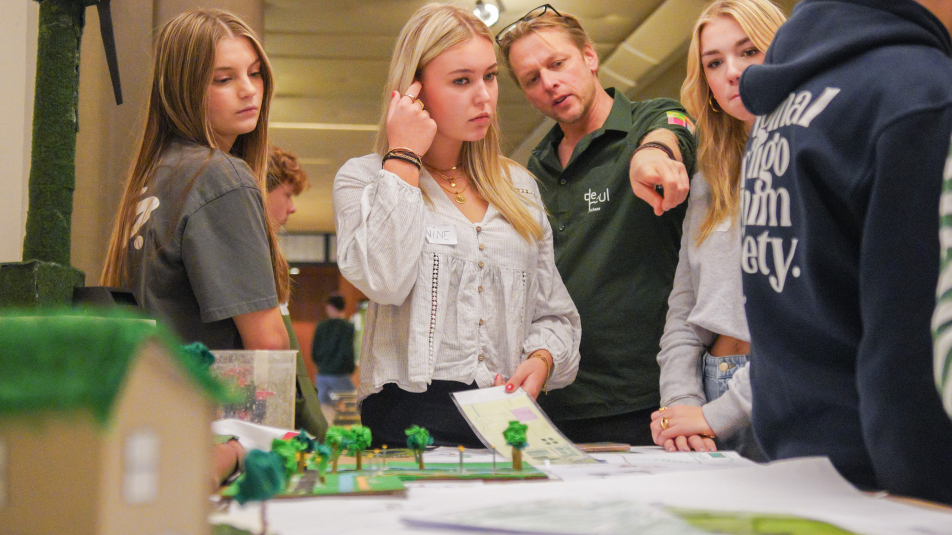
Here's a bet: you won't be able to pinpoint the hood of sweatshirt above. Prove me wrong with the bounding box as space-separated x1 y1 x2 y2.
740 0 951 116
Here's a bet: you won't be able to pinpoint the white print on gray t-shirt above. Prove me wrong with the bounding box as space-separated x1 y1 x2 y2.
741 87 840 293
130 187 161 251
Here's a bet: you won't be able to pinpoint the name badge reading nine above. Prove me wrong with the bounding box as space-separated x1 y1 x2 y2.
426 225 458 245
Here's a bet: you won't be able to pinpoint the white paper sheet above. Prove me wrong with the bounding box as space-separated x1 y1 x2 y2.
212 418 295 452
399 457 952 535
544 449 755 481
451 386 596 466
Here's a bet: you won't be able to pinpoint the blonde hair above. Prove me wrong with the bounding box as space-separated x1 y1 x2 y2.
374 2 542 242
497 10 592 85
681 0 785 245
101 9 290 303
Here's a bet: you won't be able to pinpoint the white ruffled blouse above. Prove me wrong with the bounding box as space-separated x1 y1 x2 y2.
333 154 581 401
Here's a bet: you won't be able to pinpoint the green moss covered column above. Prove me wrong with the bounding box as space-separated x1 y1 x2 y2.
0 0 93 308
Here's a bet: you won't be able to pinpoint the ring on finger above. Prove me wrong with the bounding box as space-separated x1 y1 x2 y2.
660 417 669 431
415 99 425 111
658 406 668 413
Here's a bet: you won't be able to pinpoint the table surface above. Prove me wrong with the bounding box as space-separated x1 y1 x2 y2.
212 448 952 535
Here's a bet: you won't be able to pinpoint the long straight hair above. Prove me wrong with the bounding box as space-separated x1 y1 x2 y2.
374 3 542 242
681 0 785 245
101 9 289 303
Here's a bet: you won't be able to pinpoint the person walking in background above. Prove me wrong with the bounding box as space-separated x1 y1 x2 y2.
651 0 785 460
739 0 952 504
311 295 356 422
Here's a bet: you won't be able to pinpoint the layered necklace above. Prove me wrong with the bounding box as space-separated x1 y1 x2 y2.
425 163 469 204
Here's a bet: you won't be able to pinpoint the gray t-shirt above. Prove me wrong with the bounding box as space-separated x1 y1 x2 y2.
125 138 278 349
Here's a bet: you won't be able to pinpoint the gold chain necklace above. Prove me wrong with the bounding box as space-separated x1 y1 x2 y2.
425 166 463 186
424 164 468 203
434 178 469 204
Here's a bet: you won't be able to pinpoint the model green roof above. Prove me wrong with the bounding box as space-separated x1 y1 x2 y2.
0 309 231 424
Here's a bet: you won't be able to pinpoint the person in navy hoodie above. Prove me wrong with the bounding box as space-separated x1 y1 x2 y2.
738 0 952 504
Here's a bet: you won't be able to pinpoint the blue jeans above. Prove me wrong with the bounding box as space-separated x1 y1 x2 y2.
703 352 766 461
316 374 355 405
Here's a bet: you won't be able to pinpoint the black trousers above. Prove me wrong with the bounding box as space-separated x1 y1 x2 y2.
550 406 657 446
360 381 484 449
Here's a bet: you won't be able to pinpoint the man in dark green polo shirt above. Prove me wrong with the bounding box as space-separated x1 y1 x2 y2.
499 7 696 445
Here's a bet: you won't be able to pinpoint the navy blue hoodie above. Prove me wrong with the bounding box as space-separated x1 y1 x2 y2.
739 0 952 504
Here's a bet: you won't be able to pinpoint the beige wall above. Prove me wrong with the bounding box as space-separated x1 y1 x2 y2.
0 2 38 263
72 0 264 285
155 1 263 35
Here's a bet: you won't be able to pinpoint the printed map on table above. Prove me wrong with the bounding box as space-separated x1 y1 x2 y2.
404 499 859 535
452 386 597 466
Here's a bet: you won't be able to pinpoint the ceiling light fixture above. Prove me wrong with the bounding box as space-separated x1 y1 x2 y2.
474 0 501 27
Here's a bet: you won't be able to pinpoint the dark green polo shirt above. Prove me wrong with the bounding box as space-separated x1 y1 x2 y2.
530 89 697 420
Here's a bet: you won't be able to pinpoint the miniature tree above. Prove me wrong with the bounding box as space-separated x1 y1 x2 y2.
346 425 372 470
181 342 216 368
406 425 434 470
270 438 304 481
234 450 286 535
308 443 333 484
325 426 352 473
503 421 528 471
291 430 317 472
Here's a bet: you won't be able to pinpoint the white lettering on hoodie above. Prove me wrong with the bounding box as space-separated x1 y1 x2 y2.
742 88 839 293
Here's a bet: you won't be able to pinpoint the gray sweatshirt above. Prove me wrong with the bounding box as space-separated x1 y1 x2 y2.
657 172 752 439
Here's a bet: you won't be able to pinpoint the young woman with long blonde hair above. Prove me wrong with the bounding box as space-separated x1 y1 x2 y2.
334 3 581 448
651 0 785 457
101 9 289 351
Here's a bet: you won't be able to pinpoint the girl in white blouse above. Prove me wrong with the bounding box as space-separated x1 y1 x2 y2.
334 3 581 447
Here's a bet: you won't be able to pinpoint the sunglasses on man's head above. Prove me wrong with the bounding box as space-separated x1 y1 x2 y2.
495 4 563 44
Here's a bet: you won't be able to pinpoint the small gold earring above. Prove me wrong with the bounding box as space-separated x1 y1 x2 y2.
709 95 720 113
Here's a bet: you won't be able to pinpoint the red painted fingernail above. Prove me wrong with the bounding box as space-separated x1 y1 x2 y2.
495 374 501 381
505 384 514 392
392 90 398 97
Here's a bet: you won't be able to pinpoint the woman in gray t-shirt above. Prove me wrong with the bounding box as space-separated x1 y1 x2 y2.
101 10 290 352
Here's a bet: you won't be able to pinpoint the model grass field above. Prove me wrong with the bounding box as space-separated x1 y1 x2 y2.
222 423 546 500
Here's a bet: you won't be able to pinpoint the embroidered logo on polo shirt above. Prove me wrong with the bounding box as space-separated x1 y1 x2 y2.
667 111 695 135
584 188 610 213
